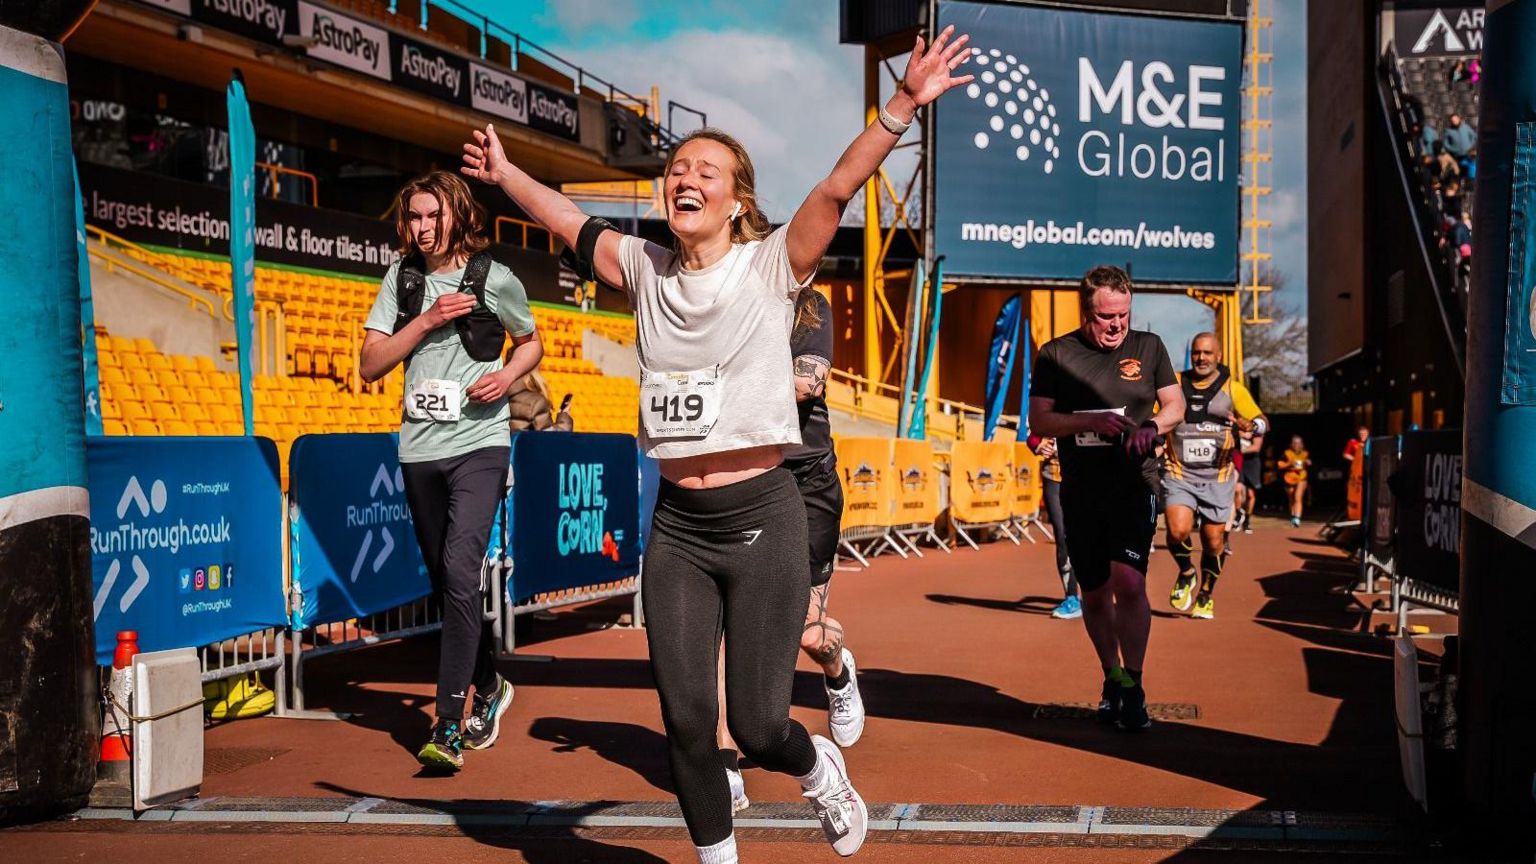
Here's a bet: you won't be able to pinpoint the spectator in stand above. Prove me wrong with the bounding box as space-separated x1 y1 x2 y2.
1417 119 1439 156
1437 148 1461 182
1443 113 1477 158
1453 211 1473 266
1443 113 1478 179
1441 178 1464 221
1418 152 1442 190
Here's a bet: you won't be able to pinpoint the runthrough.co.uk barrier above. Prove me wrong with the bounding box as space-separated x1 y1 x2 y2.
87 436 290 713
87 431 655 715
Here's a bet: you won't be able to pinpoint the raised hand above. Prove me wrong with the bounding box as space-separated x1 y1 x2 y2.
902 24 975 109
461 124 508 186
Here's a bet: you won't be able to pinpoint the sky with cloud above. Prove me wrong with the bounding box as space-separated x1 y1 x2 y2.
471 0 1308 366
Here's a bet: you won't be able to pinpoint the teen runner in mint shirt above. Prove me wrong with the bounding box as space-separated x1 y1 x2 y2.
360 171 542 774
364 256 536 462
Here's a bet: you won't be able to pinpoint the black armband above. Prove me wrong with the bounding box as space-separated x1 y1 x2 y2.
566 216 617 283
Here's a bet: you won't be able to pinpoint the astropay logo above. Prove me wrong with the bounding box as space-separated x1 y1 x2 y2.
400 44 463 97
345 463 410 582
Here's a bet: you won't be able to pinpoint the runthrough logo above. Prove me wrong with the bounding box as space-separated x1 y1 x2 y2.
348 463 408 583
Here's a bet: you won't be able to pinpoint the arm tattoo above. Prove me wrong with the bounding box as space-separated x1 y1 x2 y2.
793 355 830 397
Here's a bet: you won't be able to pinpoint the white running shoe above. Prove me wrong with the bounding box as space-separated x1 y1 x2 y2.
826 649 866 748
726 765 750 813
804 735 868 857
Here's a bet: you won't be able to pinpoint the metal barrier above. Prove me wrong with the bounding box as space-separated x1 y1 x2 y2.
492 561 641 654
199 627 289 715
288 594 457 714
838 524 908 567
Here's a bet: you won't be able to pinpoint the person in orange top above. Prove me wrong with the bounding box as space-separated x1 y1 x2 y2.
1282 435 1311 527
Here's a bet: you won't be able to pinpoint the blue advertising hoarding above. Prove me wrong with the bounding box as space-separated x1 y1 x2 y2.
88 437 286 665
935 1 1242 283
503 432 640 602
289 433 429 629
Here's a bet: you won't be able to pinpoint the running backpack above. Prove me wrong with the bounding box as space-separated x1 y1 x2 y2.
392 251 506 362
1180 364 1231 426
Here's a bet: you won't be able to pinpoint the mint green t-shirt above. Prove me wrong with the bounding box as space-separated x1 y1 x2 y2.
364 259 536 463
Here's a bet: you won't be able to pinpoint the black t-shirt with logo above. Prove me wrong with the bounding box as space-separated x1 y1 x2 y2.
783 291 834 469
1031 328 1175 486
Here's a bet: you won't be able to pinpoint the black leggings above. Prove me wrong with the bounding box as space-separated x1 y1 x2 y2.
401 446 507 721
1042 477 1077 596
643 467 818 846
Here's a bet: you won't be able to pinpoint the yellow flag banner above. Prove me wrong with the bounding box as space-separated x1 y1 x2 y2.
892 438 940 526
1013 444 1042 518
836 437 894 530
950 440 1014 524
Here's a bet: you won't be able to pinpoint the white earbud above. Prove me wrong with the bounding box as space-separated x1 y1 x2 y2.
730 201 742 220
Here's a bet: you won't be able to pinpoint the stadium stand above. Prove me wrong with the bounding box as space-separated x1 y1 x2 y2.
92 247 642 491
1382 42 1474 328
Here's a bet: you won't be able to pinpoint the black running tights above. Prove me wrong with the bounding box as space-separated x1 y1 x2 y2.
643 467 818 846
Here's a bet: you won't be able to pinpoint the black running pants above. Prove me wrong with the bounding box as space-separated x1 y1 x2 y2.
643 467 819 846
401 446 507 721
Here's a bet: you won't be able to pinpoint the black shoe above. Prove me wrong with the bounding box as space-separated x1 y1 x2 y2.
1097 678 1122 725
416 718 464 771
463 676 514 751
1117 684 1151 732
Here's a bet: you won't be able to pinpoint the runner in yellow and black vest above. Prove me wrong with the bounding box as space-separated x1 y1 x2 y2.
1162 332 1266 620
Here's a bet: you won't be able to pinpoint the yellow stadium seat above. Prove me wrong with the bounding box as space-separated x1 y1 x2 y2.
133 338 157 355
195 355 218 373
111 336 137 355
119 402 149 423
140 385 169 404
144 353 171 372
170 355 196 371
220 422 244 436
182 371 208 390
103 419 128 436
149 403 179 422
180 404 210 424
162 420 195 436
129 419 161 436
100 366 128 386
166 386 195 405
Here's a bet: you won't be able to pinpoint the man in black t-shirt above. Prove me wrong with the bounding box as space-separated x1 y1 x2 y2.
1029 266 1185 731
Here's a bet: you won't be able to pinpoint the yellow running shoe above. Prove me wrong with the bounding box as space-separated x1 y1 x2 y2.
1192 594 1215 620
1169 571 1197 612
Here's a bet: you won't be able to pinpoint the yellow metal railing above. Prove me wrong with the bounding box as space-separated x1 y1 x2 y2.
255 162 319 208
87 225 213 296
85 242 218 318
495 216 558 254
826 368 996 443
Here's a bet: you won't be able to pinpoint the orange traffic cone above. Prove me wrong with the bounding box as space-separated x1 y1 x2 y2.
89 631 138 806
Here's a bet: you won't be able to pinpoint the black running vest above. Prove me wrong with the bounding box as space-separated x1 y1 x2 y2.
1180 365 1231 426
392 252 506 362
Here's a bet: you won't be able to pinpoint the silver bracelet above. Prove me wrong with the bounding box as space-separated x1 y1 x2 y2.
877 103 913 135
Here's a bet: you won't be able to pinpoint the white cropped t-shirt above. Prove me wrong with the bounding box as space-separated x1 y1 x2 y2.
618 226 812 459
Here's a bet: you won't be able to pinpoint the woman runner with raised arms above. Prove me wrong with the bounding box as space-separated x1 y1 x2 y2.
461 25 973 863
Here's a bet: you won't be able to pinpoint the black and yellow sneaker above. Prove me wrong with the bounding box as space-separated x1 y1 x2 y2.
462 676 514 751
1097 677 1122 725
416 719 464 771
1169 570 1197 612
1118 684 1152 732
